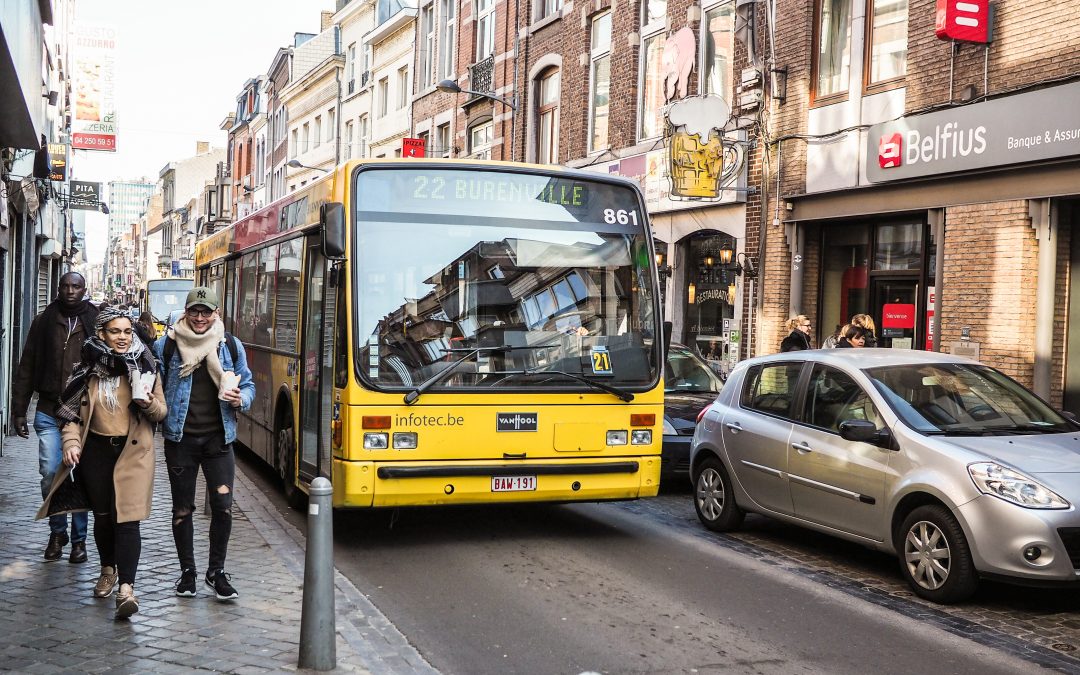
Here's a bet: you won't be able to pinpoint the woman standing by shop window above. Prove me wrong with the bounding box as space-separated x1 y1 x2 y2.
40 307 166 619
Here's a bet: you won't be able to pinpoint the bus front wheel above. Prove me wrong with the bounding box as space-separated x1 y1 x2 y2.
276 417 306 510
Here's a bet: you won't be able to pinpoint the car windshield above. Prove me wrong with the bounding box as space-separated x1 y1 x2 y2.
354 167 660 392
665 348 722 393
865 363 1073 435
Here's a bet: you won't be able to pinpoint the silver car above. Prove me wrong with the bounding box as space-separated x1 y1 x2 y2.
690 350 1080 603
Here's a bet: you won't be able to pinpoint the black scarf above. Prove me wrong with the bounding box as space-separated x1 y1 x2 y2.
40 299 97 359
54 311 157 426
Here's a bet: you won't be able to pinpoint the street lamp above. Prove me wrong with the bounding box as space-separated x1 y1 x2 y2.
287 159 329 173
436 79 517 110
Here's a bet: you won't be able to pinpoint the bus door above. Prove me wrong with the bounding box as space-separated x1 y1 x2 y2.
298 238 334 480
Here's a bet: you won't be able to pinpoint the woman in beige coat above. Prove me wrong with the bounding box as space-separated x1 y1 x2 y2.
46 307 166 619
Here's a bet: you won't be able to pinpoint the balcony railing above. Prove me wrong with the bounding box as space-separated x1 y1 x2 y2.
347 79 355 95
467 56 494 105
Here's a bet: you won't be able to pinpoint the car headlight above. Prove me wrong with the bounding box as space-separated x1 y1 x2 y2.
663 417 677 435
967 462 1070 509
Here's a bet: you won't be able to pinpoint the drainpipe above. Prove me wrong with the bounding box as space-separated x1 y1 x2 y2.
787 223 804 318
1031 198 1057 399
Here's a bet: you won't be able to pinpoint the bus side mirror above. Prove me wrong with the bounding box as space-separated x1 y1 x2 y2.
321 202 346 260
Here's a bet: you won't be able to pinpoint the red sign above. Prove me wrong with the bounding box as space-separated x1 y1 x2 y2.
402 137 426 158
878 133 902 169
72 133 117 151
935 0 992 44
882 303 916 330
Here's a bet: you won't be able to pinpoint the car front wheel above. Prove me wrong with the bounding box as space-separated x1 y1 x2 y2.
693 456 745 532
897 505 978 604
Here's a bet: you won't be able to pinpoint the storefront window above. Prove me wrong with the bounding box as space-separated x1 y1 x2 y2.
683 233 736 368
874 222 922 270
820 226 870 342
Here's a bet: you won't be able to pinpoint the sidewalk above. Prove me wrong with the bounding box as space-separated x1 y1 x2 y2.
0 420 435 674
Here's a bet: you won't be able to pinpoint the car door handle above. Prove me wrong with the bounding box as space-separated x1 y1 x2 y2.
725 422 742 433
791 442 813 453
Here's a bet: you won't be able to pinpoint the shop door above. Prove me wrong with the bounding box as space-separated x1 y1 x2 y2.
871 279 919 349
298 240 328 479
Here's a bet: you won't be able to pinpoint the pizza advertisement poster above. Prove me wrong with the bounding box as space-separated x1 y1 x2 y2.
72 23 118 152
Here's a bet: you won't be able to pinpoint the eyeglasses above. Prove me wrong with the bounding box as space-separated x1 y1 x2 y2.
186 308 215 318
104 328 134 336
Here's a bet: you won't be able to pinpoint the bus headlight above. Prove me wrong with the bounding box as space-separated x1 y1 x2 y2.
363 432 389 449
631 430 652 445
393 432 418 449
606 430 628 446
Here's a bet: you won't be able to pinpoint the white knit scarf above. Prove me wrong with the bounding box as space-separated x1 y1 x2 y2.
170 317 226 386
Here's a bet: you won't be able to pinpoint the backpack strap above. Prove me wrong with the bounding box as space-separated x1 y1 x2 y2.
161 333 239 388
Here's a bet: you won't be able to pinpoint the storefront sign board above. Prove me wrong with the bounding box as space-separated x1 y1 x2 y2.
882 303 916 329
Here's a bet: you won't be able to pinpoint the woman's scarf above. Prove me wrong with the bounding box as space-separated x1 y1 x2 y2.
170 316 226 386
54 307 157 425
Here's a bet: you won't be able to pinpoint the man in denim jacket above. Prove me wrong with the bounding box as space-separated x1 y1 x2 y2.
154 287 255 601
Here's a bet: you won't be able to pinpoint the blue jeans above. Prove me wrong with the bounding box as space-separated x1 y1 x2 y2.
35 411 88 542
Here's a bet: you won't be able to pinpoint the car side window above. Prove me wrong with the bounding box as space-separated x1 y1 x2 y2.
803 365 882 432
741 363 803 418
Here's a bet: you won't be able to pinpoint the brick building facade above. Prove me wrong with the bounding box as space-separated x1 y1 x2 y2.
767 0 1080 409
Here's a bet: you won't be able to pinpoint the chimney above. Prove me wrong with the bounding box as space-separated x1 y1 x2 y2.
196 141 210 155
321 11 333 32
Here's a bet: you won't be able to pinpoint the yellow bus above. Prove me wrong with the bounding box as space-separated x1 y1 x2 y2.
195 159 665 509
144 278 194 336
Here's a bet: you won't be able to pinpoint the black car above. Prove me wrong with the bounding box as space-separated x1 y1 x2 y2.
661 344 724 483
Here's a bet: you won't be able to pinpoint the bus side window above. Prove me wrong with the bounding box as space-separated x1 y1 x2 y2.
333 264 347 388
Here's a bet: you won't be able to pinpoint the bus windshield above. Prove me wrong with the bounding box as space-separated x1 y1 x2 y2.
354 166 660 392
146 279 193 322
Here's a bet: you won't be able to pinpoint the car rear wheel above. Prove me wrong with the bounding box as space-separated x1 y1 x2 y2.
693 456 745 532
897 505 978 604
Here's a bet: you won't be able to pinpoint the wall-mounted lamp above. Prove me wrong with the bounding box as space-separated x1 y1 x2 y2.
44 90 59 106
718 245 734 265
437 79 517 110
734 252 757 278
770 67 788 104
687 281 696 305
727 283 737 305
287 159 329 173
703 255 714 268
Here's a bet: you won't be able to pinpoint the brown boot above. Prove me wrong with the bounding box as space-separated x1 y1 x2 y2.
44 533 68 561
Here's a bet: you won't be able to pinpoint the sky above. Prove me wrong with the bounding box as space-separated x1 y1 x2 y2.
74 0 332 263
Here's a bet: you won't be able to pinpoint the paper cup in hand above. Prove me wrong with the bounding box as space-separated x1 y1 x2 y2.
219 371 241 401
140 372 156 398
131 373 149 401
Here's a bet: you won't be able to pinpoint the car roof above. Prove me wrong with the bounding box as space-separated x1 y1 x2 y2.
742 349 981 371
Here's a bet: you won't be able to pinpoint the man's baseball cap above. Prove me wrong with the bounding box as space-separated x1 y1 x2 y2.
185 286 220 311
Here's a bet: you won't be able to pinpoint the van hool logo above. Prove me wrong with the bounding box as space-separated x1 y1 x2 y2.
496 413 538 431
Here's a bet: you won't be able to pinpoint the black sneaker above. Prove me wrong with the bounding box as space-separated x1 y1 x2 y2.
175 568 197 597
205 569 238 601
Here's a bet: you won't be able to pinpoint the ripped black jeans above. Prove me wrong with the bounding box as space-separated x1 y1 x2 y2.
164 433 234 573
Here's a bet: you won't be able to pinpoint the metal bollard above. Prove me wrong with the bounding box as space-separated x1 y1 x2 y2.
298 477 336 671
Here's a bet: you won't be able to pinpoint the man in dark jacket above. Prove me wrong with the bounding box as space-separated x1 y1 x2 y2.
11 272 98 562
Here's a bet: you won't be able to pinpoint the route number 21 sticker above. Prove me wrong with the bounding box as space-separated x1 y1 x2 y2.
590 346 613 375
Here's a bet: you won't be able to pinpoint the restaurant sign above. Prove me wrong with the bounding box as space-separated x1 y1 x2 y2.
866 80 1080 183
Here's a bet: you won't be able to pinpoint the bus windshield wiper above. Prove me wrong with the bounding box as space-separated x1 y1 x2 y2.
403 345 545 405
492 368 635 402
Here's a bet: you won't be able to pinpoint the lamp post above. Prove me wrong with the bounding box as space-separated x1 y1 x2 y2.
287 159 330 173
437 79 517 161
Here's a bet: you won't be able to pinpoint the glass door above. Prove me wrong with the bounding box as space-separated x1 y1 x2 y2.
298 239 327 478
871 279 919 349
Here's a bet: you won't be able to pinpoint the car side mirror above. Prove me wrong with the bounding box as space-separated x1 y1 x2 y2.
839 419 883 444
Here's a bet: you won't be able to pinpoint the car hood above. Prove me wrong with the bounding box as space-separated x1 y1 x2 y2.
665 392 716 426
942 433 1080 473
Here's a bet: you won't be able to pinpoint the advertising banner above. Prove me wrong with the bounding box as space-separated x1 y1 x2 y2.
402 137 426 157
72 24 118 152
48 144 68 181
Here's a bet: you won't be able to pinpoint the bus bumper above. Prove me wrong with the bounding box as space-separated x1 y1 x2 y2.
331 455 660 508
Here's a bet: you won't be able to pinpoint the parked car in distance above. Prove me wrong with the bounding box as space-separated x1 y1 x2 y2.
662 344 723 483
690 349 1080 603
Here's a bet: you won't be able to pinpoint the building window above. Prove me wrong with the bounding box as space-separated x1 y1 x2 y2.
347 42 357 92
476 0 495 60
813 0 852 102
436 122 450 158
345 121 354 160
639 32 665 139
866 0 907 88
536 69 560 164
439 0 456 79
397 67 409 109
589 11 611 153
420 4 435 88
302 123 310 153
538 0 562 20
417 130 429 156
469 120 493 159
378 78 389 117
643 0 666 26
313 116 322 148
328 109 335 141
359 115 369 157
701 1 735 99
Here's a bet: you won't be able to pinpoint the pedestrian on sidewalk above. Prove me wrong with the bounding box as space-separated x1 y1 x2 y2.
850 314 879 348
39 307 166 619
780 315 813 352
134 311 156 348
11 271 97 563
154 287 254 602
837 324 871 348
